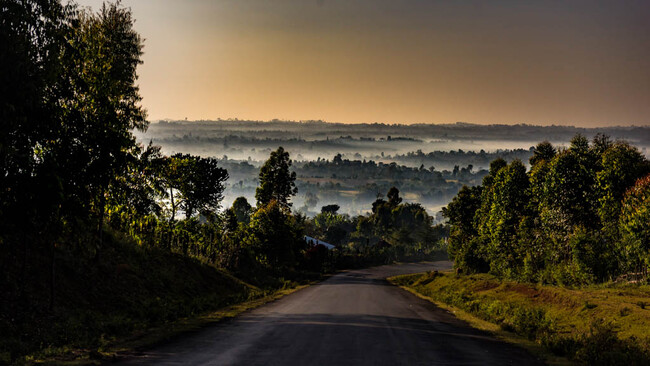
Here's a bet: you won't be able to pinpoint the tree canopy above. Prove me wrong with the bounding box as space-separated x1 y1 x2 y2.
255 146 297 209
444 136 650 284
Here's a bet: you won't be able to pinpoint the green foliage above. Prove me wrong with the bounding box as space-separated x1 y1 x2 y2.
158 153 228 220
529 141 556 167
443 185 485 272
394 272 650 365
444 134 650 285
619 175 650 273
484 160 530 277
255 146 297 209
246 200 306 272
232 196 253 224
312 212 353 245
596 142 650 237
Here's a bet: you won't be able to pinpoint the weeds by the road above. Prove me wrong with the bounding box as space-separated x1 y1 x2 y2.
390 271 650 365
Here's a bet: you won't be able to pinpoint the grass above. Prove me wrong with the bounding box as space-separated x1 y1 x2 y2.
33 283 311 365
389 271 650 366
0 229 316 365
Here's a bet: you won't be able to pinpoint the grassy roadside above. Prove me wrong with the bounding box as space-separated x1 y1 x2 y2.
389 271 650 366
34 282 312 365
1 229 320 365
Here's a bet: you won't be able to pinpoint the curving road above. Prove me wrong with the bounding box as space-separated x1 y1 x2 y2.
117 262 544 365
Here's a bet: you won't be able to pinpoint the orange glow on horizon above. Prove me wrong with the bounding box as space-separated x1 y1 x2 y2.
77 0 650 127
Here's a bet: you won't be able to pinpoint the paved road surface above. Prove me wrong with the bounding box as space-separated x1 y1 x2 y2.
117 262 544 365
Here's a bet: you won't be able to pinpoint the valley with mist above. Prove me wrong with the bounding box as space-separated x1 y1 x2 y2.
137 119 650 217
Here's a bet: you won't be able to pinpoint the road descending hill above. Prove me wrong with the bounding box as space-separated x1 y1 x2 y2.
118 262 543 365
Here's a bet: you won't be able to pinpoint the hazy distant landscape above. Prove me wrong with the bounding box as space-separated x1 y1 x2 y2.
136 120 650 216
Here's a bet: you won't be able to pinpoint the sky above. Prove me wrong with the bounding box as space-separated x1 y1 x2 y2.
75 0 650 127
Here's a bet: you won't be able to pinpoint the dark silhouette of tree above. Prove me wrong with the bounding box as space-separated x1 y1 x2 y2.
529 141 556 167
387 187 402 207
321 204 340 214
255 147 297 209
161 153 228 221
224 208 238 233
232 196 252 224
57 3 148 252
248 200 304 270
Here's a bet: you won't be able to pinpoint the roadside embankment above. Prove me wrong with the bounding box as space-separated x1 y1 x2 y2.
389 271 650 365
0 230 315 365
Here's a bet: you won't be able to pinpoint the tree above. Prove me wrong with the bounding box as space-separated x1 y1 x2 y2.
160 154 228 221
0 0 71 312
540 136 599 237
48 3 148 252
596 142 649 236
1 0 67 230
107 142 166 224
529 141 556 167
182 156 228 219
619 175 650 274
312 211 351 245
255 147 297 209
387 187 402 207
484 160 530 276
442 185 485 272
232 196 252 225
321 204 340 214
475 157 507 245
247 200 304 270
223 208 238 233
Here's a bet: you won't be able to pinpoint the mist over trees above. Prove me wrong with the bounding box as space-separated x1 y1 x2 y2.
136 119 650 166
135 119 650 217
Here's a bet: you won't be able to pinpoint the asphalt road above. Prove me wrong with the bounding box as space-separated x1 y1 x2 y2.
117 262 544 365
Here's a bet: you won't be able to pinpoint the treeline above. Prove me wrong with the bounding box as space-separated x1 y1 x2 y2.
444 135 650 284
307 188 448 260
147 119 650 145
389 148 533 171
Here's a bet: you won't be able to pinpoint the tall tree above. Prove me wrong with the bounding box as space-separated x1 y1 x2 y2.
55 2 147 249
443 185 485 273
160 153 228 221
255 147 297 209
232 196 253 225
529 141 556 167
619 175 650 274
387 186 402 207
485 160 530 276
596 142 649 236
182 155 228 220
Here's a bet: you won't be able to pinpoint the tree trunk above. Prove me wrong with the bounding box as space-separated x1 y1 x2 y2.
96 186 106 262
169 187 175 250
49 234 55 312
169 187 176 223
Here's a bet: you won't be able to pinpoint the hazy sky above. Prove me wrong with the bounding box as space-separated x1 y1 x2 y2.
76 0 650 126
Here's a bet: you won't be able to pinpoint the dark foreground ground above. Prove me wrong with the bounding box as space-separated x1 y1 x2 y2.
115 262 544 365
